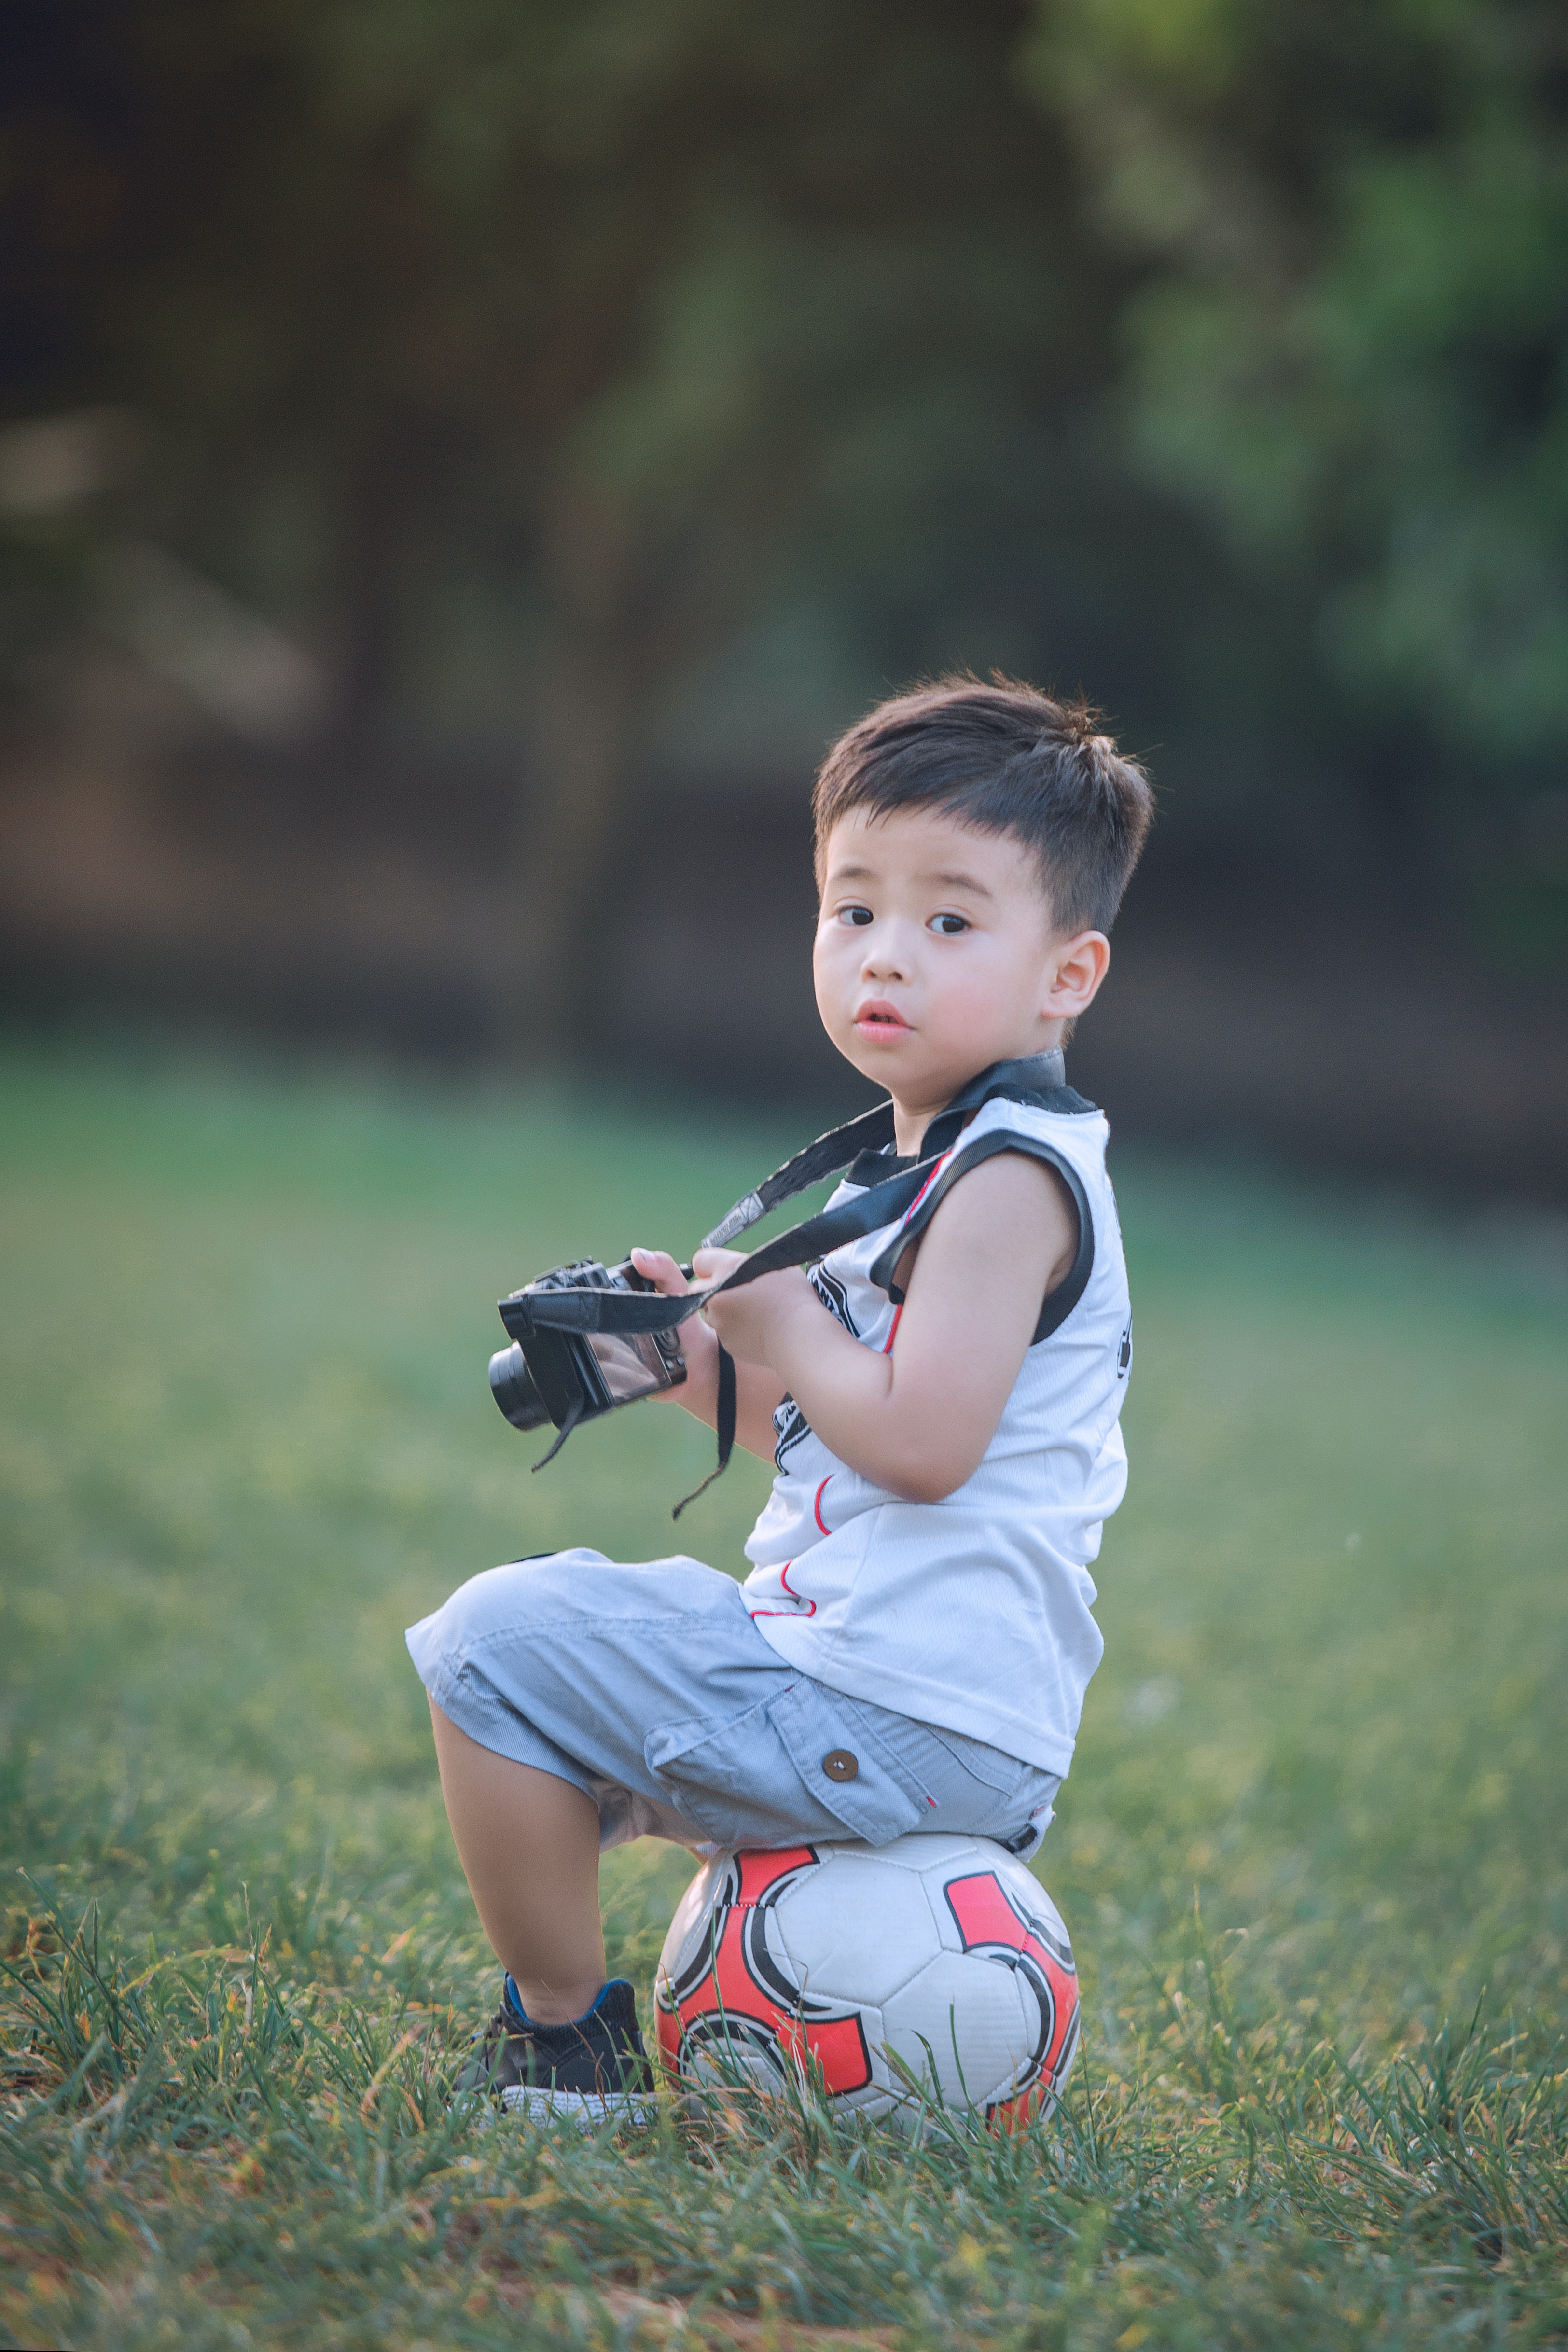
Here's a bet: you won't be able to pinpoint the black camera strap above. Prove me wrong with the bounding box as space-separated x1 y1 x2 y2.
513 1049 1090 1512
669 1343 737 1520
695 1101 899 1251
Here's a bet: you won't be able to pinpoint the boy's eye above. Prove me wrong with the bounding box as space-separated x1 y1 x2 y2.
930 913 970 936
839 905 874 927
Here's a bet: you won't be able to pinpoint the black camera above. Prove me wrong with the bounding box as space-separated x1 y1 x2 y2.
489 1258 687 1461
484 1049 1075 1510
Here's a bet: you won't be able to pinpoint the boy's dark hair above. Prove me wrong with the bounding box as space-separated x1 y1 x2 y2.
813 674 1153 934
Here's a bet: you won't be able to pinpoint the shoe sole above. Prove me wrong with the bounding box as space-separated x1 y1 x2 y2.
494 2084 658 2130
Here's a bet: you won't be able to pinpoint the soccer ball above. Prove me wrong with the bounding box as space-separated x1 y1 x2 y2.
653 1833 1079 2131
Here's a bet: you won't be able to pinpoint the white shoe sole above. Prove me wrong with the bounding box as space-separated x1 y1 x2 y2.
494 2084 658 2130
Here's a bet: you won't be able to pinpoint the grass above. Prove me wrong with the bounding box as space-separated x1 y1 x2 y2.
1 1038 1565 2350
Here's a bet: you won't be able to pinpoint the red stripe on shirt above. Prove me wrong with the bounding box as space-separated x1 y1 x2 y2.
901 1148 953 1225
878 1146 950 1352
749 1559 817 1620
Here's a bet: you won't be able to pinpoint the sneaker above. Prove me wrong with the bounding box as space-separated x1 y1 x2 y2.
453 1976 657 2129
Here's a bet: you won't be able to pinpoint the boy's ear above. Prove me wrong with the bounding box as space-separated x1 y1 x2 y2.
1044 930 1110 1020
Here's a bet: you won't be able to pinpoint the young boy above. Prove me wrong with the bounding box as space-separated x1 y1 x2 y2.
407 674 1152 2122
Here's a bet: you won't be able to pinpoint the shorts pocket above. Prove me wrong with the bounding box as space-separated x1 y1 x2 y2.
766 1682 931 1844
641 1699 817 1847
644 1683 930 1849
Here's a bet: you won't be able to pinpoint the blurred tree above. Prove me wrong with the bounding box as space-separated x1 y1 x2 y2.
0 0 1109 1046
1023 0 1568 779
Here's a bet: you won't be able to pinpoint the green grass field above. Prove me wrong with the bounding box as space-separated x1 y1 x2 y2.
2 1043 1565 2350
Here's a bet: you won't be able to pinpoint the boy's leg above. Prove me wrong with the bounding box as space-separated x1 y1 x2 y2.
428 1698 605 2024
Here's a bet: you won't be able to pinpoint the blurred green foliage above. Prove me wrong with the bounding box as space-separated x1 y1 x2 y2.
2 0 1566 985
1028 0 1568 766
3 1 1118 1029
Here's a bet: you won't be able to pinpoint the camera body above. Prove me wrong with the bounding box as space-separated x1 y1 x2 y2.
489 1257 687 1436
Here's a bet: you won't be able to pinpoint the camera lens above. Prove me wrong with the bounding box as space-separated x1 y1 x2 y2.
489 1342 549 1430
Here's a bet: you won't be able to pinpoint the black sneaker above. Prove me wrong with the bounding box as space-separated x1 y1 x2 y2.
453 1977 657 2129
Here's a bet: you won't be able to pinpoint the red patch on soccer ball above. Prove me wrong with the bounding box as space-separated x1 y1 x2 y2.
944 1870 1080 2125
655 1845 874 2096
985 2081 1052 2134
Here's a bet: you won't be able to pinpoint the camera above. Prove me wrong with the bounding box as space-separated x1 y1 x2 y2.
484 1049 1072 1503
489 1258 687 1447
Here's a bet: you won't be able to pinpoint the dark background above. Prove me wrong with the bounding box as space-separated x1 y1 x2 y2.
2 0 1566 1194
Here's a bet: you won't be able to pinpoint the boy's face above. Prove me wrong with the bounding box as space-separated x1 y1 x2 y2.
814 805 1108 1121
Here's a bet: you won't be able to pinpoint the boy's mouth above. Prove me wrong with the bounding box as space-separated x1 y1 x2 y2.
853 999 912 1040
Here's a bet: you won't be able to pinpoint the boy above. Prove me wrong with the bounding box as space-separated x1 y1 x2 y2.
407 674 1152 2122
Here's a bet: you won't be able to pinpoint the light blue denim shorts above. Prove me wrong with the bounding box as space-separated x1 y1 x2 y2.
406 1551 1059 1858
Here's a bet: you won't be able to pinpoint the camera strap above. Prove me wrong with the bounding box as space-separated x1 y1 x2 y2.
515 1049 1090 1512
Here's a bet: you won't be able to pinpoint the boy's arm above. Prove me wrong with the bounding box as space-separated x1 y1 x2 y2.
696 1152 1076 1503
627 1248 788 1462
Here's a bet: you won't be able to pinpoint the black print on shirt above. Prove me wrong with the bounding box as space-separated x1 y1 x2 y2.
809 1264 859 1336
773 1263 859 1468
773 1393 813 1470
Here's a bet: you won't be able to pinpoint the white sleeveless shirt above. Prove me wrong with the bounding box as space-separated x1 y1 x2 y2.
739 1091 1132 1773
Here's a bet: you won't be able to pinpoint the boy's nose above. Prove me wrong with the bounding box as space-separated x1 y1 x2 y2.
860 930 910 981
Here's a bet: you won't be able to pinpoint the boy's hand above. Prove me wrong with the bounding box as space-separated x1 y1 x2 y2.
627 1245 791 1459
629 1246 816 1373
691 1252 819 1370
627 1249 714 1401
636 1151 1076 1499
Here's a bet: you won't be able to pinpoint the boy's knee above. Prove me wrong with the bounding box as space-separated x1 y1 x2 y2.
430 1549 610 1642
